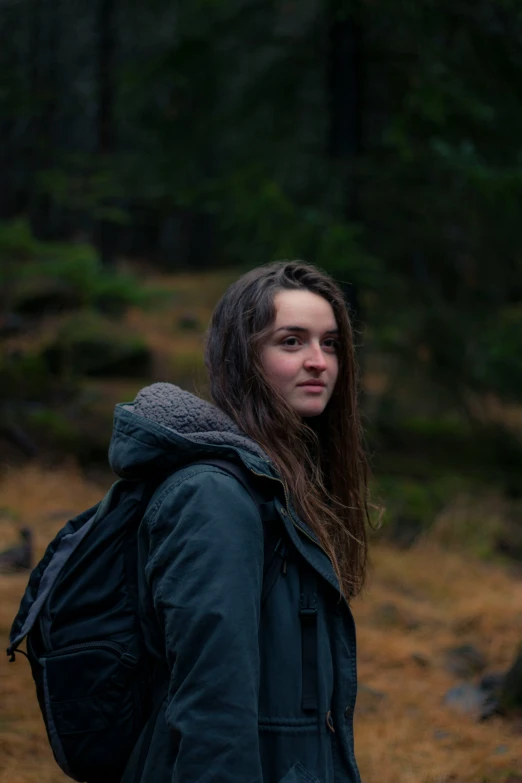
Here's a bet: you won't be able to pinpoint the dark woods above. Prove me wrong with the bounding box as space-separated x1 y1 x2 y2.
1 1 520 282
3 0 522 506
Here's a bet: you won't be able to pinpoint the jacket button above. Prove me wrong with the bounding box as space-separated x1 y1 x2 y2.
344 706 353 719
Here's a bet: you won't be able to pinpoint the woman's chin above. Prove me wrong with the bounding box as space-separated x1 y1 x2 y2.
293 401 327 418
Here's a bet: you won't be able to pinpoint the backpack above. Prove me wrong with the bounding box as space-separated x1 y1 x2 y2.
7 458 287 783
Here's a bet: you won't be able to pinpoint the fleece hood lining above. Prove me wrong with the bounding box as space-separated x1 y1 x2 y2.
131 383 268 462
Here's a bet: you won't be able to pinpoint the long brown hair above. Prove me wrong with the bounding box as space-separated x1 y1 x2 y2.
205 261 370 597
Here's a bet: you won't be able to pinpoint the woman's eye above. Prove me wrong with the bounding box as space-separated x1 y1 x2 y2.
282 336 300 347
323 339 339 351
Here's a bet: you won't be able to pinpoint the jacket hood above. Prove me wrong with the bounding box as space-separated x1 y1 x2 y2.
109 382 274 480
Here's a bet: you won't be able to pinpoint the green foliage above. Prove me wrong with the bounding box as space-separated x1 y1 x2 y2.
400 415 472 440
373 300 522 416
373 469 521 561
36 161 129 224
374 474 462 546
43 312 152 379
474 308 522 399
26 408 79 447
0 218 163 462
0 218 38 263
0 219 154 316
0 351 56 403
217 175 380 283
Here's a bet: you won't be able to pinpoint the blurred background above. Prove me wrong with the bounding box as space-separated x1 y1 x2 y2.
1 1 522 781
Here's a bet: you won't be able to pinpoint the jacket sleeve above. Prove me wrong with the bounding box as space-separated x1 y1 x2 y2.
144 466 265 783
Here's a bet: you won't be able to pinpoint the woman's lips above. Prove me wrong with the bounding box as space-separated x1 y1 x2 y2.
297 381 326 392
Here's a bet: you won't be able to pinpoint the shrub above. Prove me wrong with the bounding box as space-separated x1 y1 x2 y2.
0 218 159 317
42 312 152 378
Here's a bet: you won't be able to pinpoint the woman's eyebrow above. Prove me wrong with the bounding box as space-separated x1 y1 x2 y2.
274 325 339 335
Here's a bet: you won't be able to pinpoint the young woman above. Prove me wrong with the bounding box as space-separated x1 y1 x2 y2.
110 260 370 783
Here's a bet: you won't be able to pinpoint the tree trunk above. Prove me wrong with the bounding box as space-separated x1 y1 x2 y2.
0 3 17 218
96 0 117 264
327 11 362 164
326 3 364 325
27 0 46 236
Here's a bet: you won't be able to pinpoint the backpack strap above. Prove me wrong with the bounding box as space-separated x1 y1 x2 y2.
299 566 319 712
189 458 283 606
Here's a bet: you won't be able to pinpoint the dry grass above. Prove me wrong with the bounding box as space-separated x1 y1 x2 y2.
353 546 522 782
122 271 237 388
1 464 522 783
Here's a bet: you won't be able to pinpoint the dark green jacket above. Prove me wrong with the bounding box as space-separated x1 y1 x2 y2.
109 383 361 783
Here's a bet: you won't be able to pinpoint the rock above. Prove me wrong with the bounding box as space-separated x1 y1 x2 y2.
443 644 487 679
443 673 506 721
474 670 506 719
478 698 503 721
472 654 522 717
480 671 506 693
500 648 522 711
356 684 387 716
443 684 486 717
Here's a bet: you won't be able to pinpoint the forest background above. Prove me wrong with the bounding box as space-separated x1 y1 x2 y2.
1 1 522 782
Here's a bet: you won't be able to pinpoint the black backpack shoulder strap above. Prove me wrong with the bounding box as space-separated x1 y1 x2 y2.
299 565 319 712
189 458 283 606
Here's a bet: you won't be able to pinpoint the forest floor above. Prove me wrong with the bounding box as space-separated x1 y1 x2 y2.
1 463 521 783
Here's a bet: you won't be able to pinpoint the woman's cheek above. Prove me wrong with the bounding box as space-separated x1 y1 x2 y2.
279 355 301 382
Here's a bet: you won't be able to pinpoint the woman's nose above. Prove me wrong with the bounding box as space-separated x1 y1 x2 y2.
304 344 328 370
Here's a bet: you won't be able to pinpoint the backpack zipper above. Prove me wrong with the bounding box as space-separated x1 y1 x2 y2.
45 641 130 658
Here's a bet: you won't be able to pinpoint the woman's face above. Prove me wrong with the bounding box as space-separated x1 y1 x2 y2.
260 289 339 418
